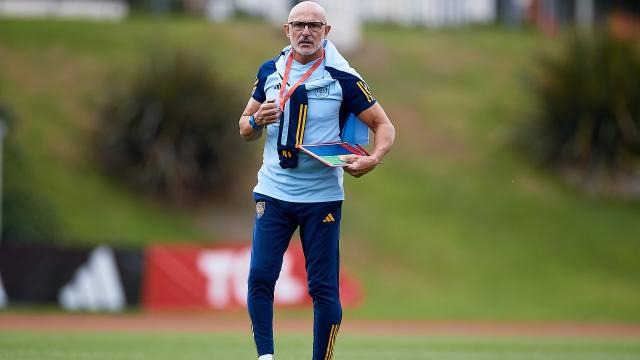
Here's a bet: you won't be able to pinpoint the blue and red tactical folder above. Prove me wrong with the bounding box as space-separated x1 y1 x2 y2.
299 114 370 167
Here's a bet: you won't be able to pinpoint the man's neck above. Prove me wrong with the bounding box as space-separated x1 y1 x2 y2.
292 48 323 65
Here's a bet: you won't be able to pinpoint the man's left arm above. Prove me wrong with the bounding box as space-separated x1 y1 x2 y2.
340 103 395 178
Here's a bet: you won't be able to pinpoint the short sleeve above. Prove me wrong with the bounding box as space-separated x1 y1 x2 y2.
251 60 277 103
251 76 265 103
340 78 377 115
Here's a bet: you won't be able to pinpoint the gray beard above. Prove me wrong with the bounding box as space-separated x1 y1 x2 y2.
292 42 322 56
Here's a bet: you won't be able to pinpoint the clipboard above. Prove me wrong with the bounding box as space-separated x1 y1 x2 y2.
299 142 370 167
299 113 371 167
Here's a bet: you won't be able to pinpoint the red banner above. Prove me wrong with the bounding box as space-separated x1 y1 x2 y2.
142 243 362 310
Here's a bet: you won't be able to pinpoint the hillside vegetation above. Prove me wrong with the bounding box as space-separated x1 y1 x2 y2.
0 18 639 321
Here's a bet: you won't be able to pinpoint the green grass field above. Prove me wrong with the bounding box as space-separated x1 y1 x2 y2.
1 331 640 360
1 18 640 322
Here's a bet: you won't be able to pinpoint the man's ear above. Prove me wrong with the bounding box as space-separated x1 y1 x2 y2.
284 24 290 38
324 24 332 37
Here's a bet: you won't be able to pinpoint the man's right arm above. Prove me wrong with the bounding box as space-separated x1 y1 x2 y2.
239 98 281 142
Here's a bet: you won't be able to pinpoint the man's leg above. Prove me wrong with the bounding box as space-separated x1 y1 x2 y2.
299 200 343 360
248 194 297 357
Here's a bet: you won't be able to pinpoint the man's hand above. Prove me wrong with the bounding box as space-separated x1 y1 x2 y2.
336 103 395 177
339 154 380 178
254 99 281 127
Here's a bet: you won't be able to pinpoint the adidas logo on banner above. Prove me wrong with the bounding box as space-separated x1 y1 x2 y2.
323 213 336 223
58 245 126 312
0 274 7 308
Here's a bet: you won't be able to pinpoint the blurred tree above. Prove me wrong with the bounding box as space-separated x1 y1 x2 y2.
522 30 640 196
0 105 60 245
96 49 244 204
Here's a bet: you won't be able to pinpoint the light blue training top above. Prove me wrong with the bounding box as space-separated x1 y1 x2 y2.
251 40 376 203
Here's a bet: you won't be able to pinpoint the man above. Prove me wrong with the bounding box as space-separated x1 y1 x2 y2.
238 2 395 359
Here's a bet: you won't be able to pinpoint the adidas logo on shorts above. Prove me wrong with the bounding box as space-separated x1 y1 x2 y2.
322 213 336 223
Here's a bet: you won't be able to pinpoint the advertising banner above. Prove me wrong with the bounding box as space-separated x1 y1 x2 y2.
0 242 363 311
143 243 363 310
0 245 143 311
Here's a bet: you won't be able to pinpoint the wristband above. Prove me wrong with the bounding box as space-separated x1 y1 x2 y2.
249 115 262 130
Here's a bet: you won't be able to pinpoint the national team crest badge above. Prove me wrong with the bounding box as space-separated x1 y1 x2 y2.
256 201 266 218
315 86 329 99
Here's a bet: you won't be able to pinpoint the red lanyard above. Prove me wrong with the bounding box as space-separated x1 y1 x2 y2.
279 49 325 110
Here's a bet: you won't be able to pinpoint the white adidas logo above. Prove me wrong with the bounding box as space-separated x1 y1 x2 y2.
58 245 126 312
0 274 7 308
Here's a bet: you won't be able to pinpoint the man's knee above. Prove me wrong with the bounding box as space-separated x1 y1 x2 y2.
307 280 340 305
248 267 279 290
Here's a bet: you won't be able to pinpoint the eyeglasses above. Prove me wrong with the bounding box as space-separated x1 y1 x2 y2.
288 21 326 32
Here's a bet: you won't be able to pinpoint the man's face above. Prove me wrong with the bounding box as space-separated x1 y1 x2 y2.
285 10 331 56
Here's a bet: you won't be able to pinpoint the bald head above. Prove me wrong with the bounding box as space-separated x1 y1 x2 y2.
288 1 327 23
284 1 331 62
